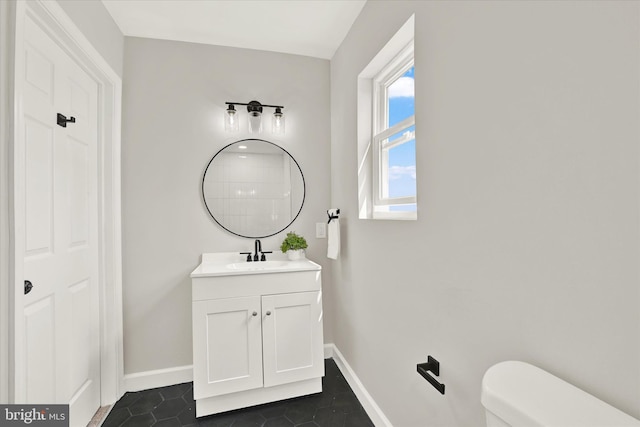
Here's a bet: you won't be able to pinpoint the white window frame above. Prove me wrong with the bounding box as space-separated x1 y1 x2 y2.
357 14 415 220
371 42 416 219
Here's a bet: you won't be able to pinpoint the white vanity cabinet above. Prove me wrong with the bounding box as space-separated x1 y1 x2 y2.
192 296 263 399
190 253 324 417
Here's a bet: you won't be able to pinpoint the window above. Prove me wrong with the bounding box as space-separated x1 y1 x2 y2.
357 15 416 220
373 46 415 217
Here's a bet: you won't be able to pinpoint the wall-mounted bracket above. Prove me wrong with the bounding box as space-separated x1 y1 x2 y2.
417 355 445 395
327 208 340 224
57 113 76 128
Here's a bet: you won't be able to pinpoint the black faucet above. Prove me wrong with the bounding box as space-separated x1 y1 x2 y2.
240 240 272 262
254 239 262 262
242 239 271 262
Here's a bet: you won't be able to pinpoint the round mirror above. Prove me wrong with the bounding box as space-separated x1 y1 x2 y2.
202 139 305 238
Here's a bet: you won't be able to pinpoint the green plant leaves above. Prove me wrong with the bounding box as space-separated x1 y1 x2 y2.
280 231 308 252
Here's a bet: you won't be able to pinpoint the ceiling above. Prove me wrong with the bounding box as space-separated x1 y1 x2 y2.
101 0 367 59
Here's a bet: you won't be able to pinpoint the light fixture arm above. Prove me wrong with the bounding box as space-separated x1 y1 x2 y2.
225 101 284 111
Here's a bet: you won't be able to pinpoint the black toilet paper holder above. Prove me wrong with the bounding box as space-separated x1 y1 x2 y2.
417 356 445 395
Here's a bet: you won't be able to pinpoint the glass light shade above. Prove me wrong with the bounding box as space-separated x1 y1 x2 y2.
248 111 262 134
272 109 285 135
225 106 239 132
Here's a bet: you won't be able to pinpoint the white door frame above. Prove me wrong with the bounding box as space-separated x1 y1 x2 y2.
0 0 124 405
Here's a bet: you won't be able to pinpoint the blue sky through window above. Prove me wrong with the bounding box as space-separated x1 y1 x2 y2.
388 66 415 128
386 66 415 209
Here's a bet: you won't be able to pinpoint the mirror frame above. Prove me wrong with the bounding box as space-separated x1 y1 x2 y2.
202 138 306 238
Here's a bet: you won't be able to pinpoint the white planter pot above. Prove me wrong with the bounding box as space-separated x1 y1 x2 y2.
287 249 305 261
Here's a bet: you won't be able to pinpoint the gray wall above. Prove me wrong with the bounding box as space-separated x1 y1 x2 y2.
330 1 640 425
57 0 124 77
122 37 332 374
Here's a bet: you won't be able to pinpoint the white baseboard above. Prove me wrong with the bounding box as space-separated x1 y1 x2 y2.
323 343 335 359
124 351 335 394
123 345 391 427
325 343 393 427
123 365 193 392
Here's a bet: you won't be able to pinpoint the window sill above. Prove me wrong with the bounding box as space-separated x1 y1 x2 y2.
372 211 417 221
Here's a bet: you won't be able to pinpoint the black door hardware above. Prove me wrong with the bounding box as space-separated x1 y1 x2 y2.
417 355 445 395
24 280 33 295
57 113 76 128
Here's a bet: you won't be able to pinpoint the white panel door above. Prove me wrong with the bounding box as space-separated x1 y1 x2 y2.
21 14 100 427
262 291 325 388
192 297 263 399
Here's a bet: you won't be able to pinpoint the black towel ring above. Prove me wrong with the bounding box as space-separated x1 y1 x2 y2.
327 209 340 224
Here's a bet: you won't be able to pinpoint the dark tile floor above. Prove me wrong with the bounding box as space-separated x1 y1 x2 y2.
102 359 374 427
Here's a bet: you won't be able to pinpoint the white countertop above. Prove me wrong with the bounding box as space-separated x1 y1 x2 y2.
190 251 322 278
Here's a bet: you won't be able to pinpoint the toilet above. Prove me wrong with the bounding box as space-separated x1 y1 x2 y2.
481 361 640 427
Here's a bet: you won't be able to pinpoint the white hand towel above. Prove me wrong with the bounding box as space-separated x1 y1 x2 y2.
327 209 340 260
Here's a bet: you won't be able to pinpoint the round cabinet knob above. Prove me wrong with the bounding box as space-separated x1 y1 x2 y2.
252 311 258 317
266 311 272 316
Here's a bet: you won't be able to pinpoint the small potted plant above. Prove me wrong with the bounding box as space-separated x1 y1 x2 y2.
280 231 308 261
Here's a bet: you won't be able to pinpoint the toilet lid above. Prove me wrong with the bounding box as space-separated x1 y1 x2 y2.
481 361 640 427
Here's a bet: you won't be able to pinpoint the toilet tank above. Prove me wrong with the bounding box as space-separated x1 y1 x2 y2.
481 361 640 427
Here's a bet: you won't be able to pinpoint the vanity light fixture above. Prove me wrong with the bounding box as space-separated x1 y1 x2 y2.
224 104 239 132
272 107 285 135
247 101 262 134
224 101 285 135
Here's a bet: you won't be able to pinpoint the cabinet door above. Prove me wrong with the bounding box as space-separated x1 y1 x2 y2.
262 291 325 388
192 296 263 399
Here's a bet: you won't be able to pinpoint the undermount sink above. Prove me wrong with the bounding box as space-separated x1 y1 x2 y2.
190 251 321 278
226 261 289 271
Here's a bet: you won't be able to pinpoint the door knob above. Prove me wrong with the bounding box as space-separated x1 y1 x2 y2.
266 311 272 316
252 311 258 317
24 280 33 295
